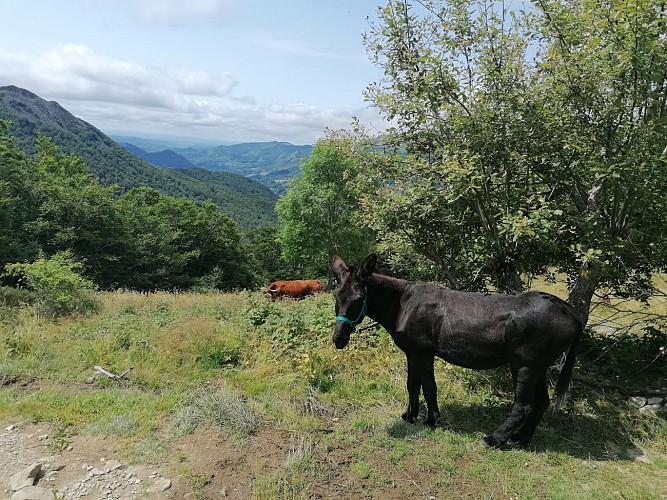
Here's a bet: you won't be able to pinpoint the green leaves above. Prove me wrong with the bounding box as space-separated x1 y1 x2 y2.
0 126 253 292
277 136 375 277
358 0 667 306
4 251 99 317
116 188 252 291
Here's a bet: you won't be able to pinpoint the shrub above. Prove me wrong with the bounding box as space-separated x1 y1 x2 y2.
294 351 337 392
172 385 260 436
196 341 242 369
0 286 35 308
4 251 100 317
242 291 278 326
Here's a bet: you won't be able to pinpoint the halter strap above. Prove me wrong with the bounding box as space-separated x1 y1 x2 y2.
335 299 367 329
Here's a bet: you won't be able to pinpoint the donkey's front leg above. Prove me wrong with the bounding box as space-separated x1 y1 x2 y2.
420 355 439 426
401 355 421 423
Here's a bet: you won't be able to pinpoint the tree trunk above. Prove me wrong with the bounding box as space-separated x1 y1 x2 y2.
490 249 524 293
567 263 601 327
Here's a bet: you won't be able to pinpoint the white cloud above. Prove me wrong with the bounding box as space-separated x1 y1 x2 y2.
0 44 237 107
0 44 387 144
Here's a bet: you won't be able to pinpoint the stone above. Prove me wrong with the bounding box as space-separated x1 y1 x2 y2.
639 404 662 415
628 397 647 408
5 424 16 431
10 486 55 500
10 462 42 491
105 459 123 472
646 397 664 405
626 448 652 464
146 478 172 494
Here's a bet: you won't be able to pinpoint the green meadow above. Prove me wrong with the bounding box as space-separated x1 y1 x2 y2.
1 286 665 499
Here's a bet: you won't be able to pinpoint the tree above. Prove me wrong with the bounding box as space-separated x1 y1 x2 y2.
27 136 128 288
359 0 667 323
242 226 296 285
533 0 667 322
359 0 566 292
183 200 254 290
276 135 375 279
0 123 253 292
116 188 252 290
0 121 41 274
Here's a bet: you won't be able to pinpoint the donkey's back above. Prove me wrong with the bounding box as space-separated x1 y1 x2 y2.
396 285 581 370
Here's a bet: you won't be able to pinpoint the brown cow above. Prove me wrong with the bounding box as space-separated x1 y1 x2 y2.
268 279 322 300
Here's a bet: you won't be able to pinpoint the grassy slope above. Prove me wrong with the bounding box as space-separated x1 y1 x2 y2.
0 285 665 498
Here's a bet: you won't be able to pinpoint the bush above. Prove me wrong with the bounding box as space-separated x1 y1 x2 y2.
4 251 100 317
0 286 35 308
172 385 260 436
197 341 242 369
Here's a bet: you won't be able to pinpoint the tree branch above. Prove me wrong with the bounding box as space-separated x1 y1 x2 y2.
574 376 667 397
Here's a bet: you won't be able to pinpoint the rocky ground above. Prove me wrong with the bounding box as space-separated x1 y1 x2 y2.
0 419 327 500
1 422 178 499
0 418 285 500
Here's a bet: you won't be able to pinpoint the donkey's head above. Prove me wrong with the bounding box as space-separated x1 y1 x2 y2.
331 253 377 349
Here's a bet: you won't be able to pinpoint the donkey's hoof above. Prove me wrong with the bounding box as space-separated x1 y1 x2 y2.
423 416 438 427
401 412 416 423
483 434 504 448
510 433 531 446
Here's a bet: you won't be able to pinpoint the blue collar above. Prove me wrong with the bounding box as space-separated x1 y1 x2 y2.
335 299 367 329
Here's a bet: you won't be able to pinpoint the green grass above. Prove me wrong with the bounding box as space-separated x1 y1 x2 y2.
0 286 665 498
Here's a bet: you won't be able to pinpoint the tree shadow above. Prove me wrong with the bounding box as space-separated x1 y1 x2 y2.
384 396 665 462
385 419 429 440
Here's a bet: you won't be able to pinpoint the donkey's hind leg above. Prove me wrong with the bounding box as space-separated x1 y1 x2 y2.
511 373 549 445
483 365 538 448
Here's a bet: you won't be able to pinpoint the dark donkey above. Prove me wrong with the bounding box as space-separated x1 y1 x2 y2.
332 253 583 448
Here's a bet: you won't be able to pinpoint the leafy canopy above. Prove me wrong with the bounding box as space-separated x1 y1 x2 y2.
357 0 667 319
0 122 254 292
277 136 375 278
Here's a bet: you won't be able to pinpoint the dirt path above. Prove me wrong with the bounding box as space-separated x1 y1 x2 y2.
1 421 182 499
0 420 322 499
1 419 434 499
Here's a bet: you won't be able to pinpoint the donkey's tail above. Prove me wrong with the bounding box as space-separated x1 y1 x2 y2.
554 323 583 409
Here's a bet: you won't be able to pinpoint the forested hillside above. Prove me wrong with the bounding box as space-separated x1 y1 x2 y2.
119 142 193 168
0 120 257 291
176 141 313 195
0 86 278 230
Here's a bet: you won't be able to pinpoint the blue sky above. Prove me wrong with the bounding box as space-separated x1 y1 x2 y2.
0 0 387 145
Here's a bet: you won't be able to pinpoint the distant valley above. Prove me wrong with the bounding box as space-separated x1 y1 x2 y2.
114 135 313 195
118 142 194 169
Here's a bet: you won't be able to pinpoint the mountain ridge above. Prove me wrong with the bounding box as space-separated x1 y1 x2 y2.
113 134 313 196
119 142 194 168
0 85 279 230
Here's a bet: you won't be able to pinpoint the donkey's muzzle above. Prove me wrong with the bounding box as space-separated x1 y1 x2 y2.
332 325 351 349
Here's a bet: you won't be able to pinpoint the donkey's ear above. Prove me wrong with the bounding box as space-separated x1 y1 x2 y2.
332 256 349 279
356 253 377 281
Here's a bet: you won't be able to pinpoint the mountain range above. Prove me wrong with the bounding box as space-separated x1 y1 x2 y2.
0 85 286 231
113 136 312 195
